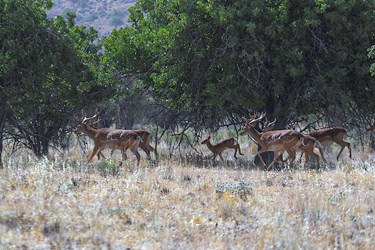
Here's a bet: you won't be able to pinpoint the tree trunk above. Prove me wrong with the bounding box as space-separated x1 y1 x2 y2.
0 95 6 168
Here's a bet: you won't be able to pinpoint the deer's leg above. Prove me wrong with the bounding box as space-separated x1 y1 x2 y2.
212 153 217 161
336 141 351 160
318 148 327 163
121 149 128 162
139 143 151 159
110 149 116 156
266 150 282 171
346 141 352 159
310 149 320 163
130 148 141 166
97 151 106 160
312 152 320 169
299 151 304 163
219 153 225 162
275 151 286 163
257 147 269 169
284 147 296 164
233 146 238 159
129 139 141 166
142 136 156 159
336 145 345 161
88 145 100 162
304 146 319 167
303 150 309 165
237 144 244 155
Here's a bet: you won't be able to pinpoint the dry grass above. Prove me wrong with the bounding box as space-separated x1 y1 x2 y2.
0 144 374 249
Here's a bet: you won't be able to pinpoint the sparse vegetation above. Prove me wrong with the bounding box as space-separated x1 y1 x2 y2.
2 1 374 248
0 142 374 249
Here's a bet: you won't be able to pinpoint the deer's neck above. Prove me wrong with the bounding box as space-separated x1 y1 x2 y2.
82 125 100 141
247 126 263 144
205 141 217 152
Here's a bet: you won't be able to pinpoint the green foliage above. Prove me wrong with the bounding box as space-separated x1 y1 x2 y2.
97 159 119 176
0 0 104 158
369 45 375 77
103 0 375 130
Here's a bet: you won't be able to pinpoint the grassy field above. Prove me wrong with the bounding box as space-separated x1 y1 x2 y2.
0 142 374 249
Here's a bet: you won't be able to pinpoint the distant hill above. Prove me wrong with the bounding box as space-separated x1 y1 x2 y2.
48 0 137 37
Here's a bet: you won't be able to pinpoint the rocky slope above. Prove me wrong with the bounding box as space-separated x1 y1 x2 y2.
48 0 137 36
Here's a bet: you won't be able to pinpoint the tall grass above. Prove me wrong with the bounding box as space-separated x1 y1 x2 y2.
0 142 374 249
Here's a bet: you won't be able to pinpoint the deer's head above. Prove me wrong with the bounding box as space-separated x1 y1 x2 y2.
201 136 211 145
74 111 100 134
240 112 266 135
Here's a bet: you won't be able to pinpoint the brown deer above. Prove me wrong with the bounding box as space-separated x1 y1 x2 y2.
240 113 306 171
82 112 156 160
308 127 351 161
263 118 326 166
201 136 243 162
367 122 375 132
75 116 142 165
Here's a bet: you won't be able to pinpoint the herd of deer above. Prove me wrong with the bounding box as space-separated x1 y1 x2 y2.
75 111 375 171
74 112 156 166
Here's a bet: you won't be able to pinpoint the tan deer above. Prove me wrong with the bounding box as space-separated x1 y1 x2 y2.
75 116 142 165
201 136 243 162
263 118 326 166
82 112 156 160
308 127 351 161
240 113 306 171
367 122 375 132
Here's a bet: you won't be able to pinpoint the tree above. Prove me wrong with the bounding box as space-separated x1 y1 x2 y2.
103 0 374 163
104 0 374 127
0 0 103 163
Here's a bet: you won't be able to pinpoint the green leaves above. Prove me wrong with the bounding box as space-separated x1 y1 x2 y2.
102 0 374 129
0 0 106 157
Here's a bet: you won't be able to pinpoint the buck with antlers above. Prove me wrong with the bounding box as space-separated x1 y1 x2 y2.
75 114 142 165
240 113 306 171
201 136 243 162
308 127 351 161
263 118 326 166
81 111 156 160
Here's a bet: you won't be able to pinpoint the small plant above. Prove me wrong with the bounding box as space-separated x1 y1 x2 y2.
97 159 119 176
216 180 253 201
54 181 75 194
160 187 170 195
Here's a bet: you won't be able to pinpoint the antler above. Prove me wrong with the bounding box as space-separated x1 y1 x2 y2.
252 112 266 123
268 118 277 127
82 110 100 124
243 112 266 124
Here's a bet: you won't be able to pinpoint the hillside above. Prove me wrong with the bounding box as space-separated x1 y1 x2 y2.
48 0 137 36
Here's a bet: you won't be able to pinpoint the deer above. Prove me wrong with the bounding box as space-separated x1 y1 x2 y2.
75 115 142 165
367 122 375 132
263 117 326 167
308 127 351 161
81 111 156 160
201 136 243 162
240 112 306 171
